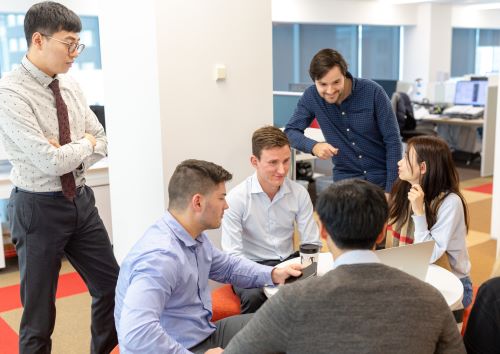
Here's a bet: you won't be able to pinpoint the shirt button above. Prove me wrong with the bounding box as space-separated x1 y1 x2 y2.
364 171 367 174
359 155 362 159
352 142 355 145
347 128 350 132
342 112 346 116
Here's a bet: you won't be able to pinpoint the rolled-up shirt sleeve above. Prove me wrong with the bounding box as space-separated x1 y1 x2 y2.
209 243 274 288
373 87 402 192
296 186 321 247
284 93 318 154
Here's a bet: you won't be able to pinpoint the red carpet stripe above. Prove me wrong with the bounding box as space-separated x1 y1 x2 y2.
0 272 88 313
0 317 19 354
464 183 493 194
55 272 88 298
0 283 21 313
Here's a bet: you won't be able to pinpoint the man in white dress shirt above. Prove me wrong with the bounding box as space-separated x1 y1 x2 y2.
221 126 320 313
0 2 118 353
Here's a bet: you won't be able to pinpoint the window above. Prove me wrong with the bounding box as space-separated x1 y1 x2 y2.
272 23 400 91
299 25 358 82
477 29 500 75
0 13 102 76
451 27 500 77
361 26 400 80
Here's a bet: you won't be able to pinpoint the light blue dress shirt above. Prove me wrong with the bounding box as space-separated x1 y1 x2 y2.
221 174 320 261
114 211 274 353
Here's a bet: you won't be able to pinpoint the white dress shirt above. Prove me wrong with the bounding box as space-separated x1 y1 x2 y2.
333 249 381 269
0 56 106 192
221 173 320 262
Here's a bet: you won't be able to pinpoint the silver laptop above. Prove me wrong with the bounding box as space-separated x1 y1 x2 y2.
375 241 435 281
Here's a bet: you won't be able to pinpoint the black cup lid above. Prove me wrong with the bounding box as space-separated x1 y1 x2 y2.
300 243 320 254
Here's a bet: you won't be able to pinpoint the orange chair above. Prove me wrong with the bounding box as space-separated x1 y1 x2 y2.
211 284 241 322
111 344 120 353
461 285 479 336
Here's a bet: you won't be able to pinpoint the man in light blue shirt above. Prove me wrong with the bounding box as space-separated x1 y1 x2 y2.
221 126 321 313
114 159 301 354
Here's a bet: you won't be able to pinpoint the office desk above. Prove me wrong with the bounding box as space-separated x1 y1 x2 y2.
419 115 484 128
264 253 463 310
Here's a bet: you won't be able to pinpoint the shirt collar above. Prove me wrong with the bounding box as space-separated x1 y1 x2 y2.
250 172 290 197
21 55 57 88
162 211 203 248
333 249 380 269
346 71 356 91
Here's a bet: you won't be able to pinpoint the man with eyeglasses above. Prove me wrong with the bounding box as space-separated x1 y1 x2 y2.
0 2 119 353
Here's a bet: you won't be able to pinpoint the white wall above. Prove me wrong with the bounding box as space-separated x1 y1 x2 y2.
100 0 272 260
0 0 100 14
155 0 273 196
272 0 417 26
452 6 500 29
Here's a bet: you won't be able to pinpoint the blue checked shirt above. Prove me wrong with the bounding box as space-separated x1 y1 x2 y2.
285 73 402 192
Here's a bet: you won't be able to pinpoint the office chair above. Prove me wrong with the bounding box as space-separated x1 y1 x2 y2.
391 92 436 142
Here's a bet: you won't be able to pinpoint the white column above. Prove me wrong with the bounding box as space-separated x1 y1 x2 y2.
99 1 166 263
403 3 452 99
493 80 500 256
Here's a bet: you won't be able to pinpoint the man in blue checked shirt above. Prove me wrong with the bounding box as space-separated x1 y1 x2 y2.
114 159 302 354
285 48 402 195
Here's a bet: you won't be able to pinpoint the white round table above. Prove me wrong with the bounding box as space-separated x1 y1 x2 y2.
264 253 464 310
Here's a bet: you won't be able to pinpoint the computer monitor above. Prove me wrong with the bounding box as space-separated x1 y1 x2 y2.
454 80 488 106
373 79 398 99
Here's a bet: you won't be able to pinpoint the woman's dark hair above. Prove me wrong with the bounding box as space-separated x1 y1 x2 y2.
389 136 469 231
309 48 348 81
24 1 82 47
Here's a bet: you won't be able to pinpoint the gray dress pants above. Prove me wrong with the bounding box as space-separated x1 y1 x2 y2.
8 185 119 354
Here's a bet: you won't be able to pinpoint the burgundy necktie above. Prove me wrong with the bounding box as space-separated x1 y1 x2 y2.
48 79 76 200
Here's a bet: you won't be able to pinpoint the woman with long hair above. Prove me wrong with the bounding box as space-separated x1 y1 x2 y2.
387 135 472 307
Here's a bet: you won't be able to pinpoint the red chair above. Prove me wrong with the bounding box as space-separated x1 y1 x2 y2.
211 284 241 322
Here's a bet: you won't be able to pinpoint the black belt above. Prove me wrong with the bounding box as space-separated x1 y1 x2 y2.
15 185 85 197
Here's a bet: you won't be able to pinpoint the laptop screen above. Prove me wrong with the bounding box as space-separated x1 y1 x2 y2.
454 80 488 106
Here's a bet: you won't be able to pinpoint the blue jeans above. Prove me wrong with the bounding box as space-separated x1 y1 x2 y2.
460 276 473 308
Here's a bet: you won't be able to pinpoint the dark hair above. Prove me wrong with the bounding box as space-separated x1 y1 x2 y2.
24 1 82 47
309 48 348 81
316 179 388 250
168 159 232 210
252 126 290 159
389 136 469 230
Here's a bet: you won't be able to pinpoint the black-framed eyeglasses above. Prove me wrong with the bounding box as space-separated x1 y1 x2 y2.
40 33 85 54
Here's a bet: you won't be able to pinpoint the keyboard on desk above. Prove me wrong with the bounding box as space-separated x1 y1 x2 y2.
442 105 484 119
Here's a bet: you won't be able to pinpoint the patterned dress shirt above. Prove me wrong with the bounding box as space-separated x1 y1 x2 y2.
0 56 106 192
